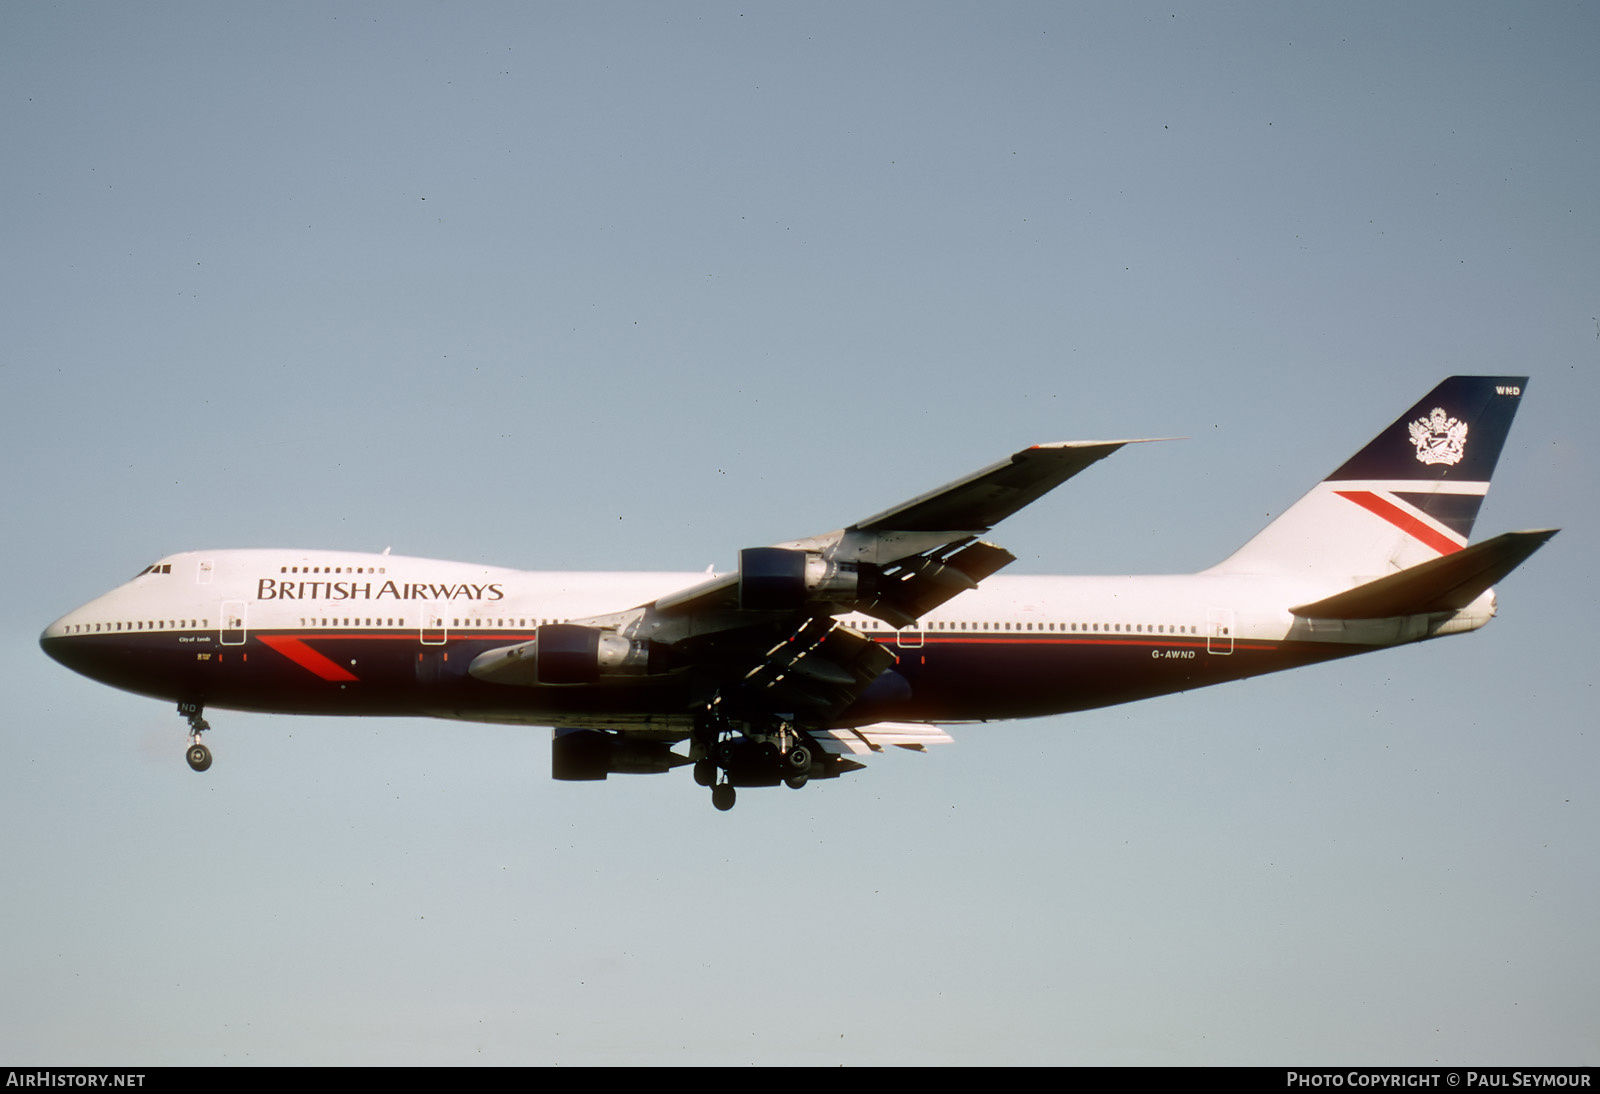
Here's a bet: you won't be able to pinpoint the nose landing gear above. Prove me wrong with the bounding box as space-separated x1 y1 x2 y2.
178 701 212 772
186 742 212 772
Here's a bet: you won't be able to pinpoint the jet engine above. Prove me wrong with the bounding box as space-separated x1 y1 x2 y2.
737 547 868 610
534 623 664 685
550 729 686 780
466 624 665 687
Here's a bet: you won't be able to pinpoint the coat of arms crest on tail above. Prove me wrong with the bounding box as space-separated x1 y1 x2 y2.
1409 407 1468 466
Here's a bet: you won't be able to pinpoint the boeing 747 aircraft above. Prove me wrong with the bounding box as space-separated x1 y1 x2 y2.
41 376 1554 809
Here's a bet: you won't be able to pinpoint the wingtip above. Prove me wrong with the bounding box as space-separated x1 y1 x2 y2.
1026 437 1181 450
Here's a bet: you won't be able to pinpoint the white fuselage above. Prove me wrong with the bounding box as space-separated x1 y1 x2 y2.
42 547 1495 730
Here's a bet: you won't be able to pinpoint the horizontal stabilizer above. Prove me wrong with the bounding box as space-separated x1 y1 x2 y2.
1290 529 1557 619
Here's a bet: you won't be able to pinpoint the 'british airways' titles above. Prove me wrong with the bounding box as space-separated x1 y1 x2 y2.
256 579 505 601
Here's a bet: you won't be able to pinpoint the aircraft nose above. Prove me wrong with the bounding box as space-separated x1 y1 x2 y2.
39 601 129 686
40 595 191 702
40 616 92 677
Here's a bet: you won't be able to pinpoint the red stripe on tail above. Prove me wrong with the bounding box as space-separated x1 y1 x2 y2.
1334 491 1463 556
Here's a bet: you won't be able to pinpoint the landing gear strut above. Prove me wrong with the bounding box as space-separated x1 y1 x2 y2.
693 708 738 811
692 706 815 811
179 701 212 772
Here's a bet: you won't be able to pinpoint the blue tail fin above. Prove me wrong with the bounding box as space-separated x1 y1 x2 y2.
1210 377 1529 577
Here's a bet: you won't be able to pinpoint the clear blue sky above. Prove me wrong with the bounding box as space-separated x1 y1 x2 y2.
3 1 1596 1065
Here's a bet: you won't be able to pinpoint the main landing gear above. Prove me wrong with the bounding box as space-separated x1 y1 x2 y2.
691 709 815 812
179 701 212 772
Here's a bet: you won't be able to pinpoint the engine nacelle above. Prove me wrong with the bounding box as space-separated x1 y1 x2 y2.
738 547 866 611
551 729 682 780
536 623 662 685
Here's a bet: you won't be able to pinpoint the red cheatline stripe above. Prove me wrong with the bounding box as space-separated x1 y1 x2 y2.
872 636 1280 651
257 634 360 681
1334 490 1463 555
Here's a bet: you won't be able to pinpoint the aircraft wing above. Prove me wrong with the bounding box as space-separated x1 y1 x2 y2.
472 440 1150 722
850 440 1146 533
645 439 1148 626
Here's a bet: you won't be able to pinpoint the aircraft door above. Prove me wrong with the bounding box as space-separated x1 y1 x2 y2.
221 600 247 645
420 604 447 645
1206 608 1235 655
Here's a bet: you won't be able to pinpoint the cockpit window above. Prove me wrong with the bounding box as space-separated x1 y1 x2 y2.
134 563 173 578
